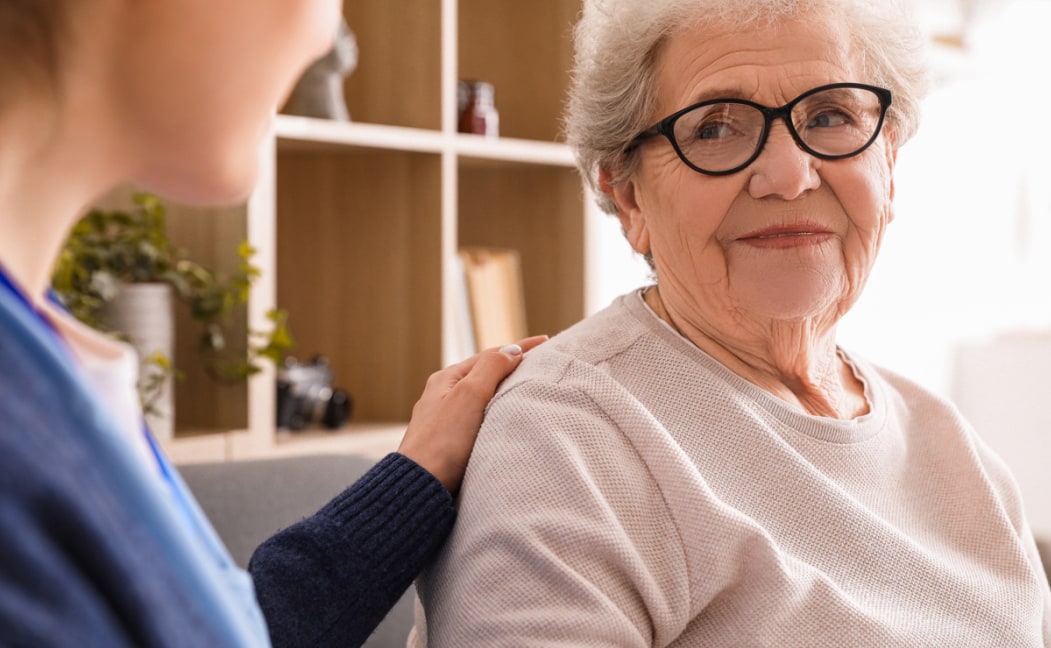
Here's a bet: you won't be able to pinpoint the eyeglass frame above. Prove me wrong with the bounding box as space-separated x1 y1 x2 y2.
624 82 894 176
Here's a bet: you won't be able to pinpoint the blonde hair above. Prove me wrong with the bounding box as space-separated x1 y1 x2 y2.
565 0 931 214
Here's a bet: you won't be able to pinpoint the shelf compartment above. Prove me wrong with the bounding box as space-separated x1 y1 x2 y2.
458 164 586 337
84 190 254 438
276 149 443 423
458 0 580 142
159 203 253 435
338 0 442 130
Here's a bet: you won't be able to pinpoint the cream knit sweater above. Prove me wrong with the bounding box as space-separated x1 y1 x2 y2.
412 290 1051 646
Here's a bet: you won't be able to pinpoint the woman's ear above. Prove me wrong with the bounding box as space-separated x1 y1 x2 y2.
599 168 650 255
883 133 898 221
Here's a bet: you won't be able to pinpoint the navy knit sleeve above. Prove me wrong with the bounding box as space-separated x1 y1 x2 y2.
248 452 456 648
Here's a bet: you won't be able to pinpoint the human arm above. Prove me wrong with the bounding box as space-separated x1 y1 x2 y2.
414 374 692 647
249 337 546 648
248 453 454 648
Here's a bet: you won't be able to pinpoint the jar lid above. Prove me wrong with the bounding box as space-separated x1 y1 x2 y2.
459 79 494 101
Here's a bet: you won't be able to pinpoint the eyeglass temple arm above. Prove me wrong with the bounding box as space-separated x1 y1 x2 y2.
624 125 664 153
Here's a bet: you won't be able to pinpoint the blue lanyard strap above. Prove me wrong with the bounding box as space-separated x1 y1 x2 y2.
0 264 72 353
0 263 68 333
0 265 49 325
142 421 199 526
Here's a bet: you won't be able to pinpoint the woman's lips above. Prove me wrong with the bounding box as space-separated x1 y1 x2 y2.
737 225 834 249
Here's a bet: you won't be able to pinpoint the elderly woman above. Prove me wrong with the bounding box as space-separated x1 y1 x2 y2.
411 0 1051 645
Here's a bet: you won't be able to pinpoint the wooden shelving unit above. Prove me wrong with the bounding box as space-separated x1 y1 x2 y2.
159 0 590 463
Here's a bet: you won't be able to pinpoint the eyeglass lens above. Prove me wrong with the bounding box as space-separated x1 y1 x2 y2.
671 86 885 173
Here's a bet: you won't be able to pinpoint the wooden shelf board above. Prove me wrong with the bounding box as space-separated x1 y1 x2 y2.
164 422 406 465
455 134 576 167
275 115 576 168
163 430 240 465
275 116 445 154
270 422 406 461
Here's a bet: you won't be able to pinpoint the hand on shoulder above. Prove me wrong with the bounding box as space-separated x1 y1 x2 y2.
398 335 547 493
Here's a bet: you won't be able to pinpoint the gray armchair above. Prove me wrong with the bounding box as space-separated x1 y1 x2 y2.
178 454 415 648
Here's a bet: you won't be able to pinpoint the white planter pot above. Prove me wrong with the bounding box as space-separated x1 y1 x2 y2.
101 282 175 440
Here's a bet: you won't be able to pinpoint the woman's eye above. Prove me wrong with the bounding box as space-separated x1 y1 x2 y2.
807 110 852 129
696 122 734 140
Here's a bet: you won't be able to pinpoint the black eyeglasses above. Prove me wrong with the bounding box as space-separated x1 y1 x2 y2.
625 82 892 176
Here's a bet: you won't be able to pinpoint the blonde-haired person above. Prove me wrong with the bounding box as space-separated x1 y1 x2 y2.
411 0 1051 645
0 2 543 647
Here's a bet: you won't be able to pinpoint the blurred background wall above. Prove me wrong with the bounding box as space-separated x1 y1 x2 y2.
839 0 1051 537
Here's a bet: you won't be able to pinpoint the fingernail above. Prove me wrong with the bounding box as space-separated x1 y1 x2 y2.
499 343 523 357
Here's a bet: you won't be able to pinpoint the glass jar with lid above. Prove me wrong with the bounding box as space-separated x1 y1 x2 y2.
457 80 499 137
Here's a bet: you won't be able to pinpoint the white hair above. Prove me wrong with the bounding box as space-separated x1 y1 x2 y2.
565 0 931 214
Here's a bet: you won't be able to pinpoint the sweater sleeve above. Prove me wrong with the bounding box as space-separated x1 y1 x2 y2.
249 452 456 648
414 377 691 647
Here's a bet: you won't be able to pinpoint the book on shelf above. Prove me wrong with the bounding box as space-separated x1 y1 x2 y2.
457 247 529 354
450 252 478 361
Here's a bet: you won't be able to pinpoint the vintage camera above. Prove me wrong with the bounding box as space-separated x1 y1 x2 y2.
276 355 352 431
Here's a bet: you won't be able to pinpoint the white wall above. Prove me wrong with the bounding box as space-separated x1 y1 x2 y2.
838 0 1051 535
584 194 653 314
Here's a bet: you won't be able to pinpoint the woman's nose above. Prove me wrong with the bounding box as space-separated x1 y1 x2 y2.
747 122 820 200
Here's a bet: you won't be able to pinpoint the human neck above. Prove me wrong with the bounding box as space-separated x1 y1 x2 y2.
643 285 868 419
0 62 125 303
0 108 98 303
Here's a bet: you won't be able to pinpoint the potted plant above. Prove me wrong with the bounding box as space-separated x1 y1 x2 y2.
51 192 294 438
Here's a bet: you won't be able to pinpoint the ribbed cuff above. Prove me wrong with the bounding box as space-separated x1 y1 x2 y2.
317 453 457 582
